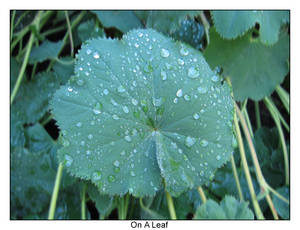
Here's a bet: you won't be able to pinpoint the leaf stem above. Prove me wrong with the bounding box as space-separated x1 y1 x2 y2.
10 10 16 41
165 190 177 220
264 97 289 185
197 186 207 203
81 183 87 220
255 101 261 129
65 11 74 57
48 163 64 219
199 11 210 45
265 193 279 219
230 155 244 201
234 110 264 219
10 32 35 104
276 85 289 114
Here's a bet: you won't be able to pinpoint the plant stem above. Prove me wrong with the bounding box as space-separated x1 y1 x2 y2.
41 24 67 37
255 101 261 129
81 183 87 220
48 163 64 219
165 190 177 220
10 10 16 41
231 155 244 201
234 110 264 219
242 107 254 138
65 11 74 57
264 97 289 185
10 32 35 104
46 11 86 72
197 186 207 204
199 11 210 45
276 85 289 114
265 193 279 220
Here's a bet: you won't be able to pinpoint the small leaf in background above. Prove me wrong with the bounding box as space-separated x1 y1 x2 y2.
171 19 204 50
52 57 74 85
13 11 37 33
12 71 61 124
212 10 289 45
204 28 289 101
194 195 254 219
92 11 143 33
135 11 200 35
29 40 63 64
86 182 114 218
77 19 105 42
51 28 234 197
272 186 289 219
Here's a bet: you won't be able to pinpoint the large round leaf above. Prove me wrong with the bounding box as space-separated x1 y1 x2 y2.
51 29 234 197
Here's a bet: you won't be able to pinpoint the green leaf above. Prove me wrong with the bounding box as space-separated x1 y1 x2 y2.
92 11 143 33
204 28 289 101
211 10 289 45
135 11 200 35
51 29 234 197
171 19 204 50
11 147 56 217
86 182 114 217
194 195 254 219
29 40 63 64
12 71 61 124
53 57 74 85
11 108 26 148
272 186 289 219
77 19 105 42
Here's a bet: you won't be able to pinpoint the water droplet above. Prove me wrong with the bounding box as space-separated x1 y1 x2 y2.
67 87 73 92
93 102 102 114
184 94 191 101
193 113 200 120
173 98 178 104
160 48 170 58
131 98 138 106
113 160 120 167
180 47 189 56
88 134 93 140
185 136 196 148
153 97 163 107
76 122 82 127
134 43 139 48
65 155 73 167
86 150 91 155
86 49 92 55
124 135 132 142
211 75 219 82
122 106 129 114
92 171 101 181
161 71 167 81
76 79 84 86
130 171 136 177
143 63 153 73
108 175 116 182
112 114 119 120
138 32 143 37
177 58 184 65
62 138 70 147
200 139 208 147
216 155 221 160
197 86 207 94
188 67 200 78
120 150 126 156
176 89 183 97
93 52 100 59
117 85 126 93
103 89 109 95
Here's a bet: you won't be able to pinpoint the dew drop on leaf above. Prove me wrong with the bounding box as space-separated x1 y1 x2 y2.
184 94 191 101
200 139 208 147
86 48 92 55
180 47 189 56
177 58 184 65
193 113 200 120
216 155 221 160
93 102 102 114
188 67 200 78
76 79 84 86
197 86 207 94
88 134 93 140
211 75 219 82
64 154 73 167
103 89 109 95
93 52 100 59
76 122 82 127
176 89 183 97
112 114 120 120
161 71 167 81
131 98 138 106
117 85 126 93
185 136 196 148
122 105 129 114
130 171 136 177
113 160 120 167
92 171 102 181
124 135 132 142
160 48 170 58
108 175 116 182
